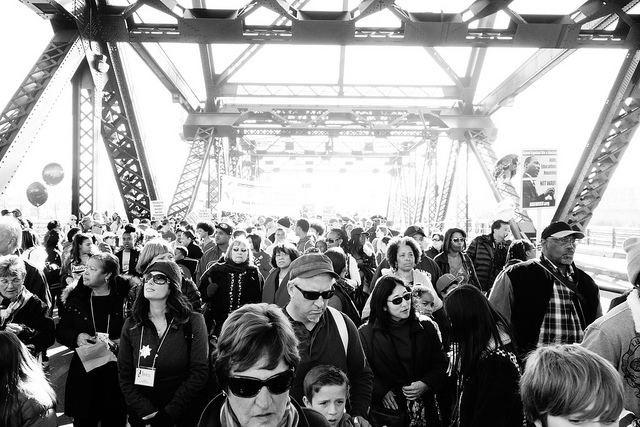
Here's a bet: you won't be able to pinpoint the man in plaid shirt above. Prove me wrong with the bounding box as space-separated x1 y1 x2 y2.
489 221 602 354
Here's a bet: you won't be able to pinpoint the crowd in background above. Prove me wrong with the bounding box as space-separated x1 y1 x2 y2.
0 206 639 427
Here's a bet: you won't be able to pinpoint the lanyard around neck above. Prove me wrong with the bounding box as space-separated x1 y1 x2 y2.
137 318 174 370
90 294 110 336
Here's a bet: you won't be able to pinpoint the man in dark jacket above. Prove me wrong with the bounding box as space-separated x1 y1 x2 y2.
489 221 602 354
467 219 511 293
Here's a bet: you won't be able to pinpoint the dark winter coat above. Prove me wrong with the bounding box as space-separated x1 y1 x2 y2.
466 234 510 292
5 294 55 354
433 252 480 290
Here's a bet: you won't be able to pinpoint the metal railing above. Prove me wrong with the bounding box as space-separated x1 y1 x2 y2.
583 226 639 249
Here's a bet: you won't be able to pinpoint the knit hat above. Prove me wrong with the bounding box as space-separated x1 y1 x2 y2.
277 217 291 229
624 237 640 286
436 273 462 295
143 260 182 286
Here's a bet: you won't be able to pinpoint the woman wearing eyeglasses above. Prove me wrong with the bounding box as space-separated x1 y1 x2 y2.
57 252 132 426
200 237 263 335
118 260 209 427
359 275 448 427
433 228 480 290
198 303 330 427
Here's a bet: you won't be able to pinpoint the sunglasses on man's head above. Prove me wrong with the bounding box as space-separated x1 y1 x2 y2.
227 369 294 398
388 292 411 305
294 284 335 301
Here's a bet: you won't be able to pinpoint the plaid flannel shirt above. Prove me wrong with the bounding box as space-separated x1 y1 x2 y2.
537 256 585 346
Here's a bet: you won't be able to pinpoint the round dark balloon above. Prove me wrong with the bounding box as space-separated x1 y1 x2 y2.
26 182 48 207
42 163 64 186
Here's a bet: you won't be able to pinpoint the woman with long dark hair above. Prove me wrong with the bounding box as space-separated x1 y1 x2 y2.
199 237 263 334
57 252 131 426
434 228 480 289
0 331 56 427
359 275 448 427
118 260 209 427
61 232 95 288
444 285 523 427
347 228 377 293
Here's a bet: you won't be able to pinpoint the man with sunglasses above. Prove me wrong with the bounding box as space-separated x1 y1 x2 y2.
284 253 373 427
489 221 602 354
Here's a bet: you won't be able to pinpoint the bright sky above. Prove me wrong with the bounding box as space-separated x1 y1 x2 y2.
1 1 639 229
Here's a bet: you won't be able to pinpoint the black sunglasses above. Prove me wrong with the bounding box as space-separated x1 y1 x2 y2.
227 369 294 398
294 284 335 300
143 272 169 286
388 293 411 305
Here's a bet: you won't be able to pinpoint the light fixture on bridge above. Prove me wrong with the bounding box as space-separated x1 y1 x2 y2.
94 54 110 74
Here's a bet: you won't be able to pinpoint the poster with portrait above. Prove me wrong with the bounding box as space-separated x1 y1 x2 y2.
521 149 557 209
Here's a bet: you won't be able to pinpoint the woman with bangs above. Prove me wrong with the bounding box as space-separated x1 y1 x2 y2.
61 232 96 288
444 285 523 427
200 237 263 334
521 344 628 427
198 303 329 427
359 275 448 427
262 243 300 307
118 260 209 427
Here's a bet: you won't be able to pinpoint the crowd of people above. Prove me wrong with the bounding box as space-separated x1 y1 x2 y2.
0 207 638 427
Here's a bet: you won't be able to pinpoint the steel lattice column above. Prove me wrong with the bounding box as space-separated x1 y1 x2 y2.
166 127 214 219
207 138 225 209
0 31 85 196
435 140 461 230
554 50 640 230
426 137 439 229
100 42 157 221
71 66 98 218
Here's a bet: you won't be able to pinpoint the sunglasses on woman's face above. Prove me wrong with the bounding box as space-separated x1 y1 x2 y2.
387 292 411 305
227 369 294 398
143 272 169 286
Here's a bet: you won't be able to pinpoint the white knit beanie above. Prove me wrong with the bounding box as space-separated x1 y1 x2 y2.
624 237 640 286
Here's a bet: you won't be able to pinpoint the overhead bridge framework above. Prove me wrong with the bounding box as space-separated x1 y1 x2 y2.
1 0 640 231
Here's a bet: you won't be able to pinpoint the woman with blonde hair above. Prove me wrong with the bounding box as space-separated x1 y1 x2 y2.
0 331 56 427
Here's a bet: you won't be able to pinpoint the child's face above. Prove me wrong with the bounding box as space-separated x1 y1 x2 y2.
305 384 348 427
413 293 435 317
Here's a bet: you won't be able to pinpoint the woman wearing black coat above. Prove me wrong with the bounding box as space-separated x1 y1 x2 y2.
57 252 131 426
359 275 448 427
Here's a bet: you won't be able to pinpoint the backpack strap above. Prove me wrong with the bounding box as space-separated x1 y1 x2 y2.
327 306 348 355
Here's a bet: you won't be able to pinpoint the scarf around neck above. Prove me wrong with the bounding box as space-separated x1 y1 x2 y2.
220 396 299 427
0 286 33 326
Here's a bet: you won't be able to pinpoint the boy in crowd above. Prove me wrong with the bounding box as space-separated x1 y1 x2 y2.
303 365 352 427
520 344 636 426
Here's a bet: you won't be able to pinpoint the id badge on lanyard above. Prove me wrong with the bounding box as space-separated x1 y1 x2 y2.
135 367 156 387
135 320 172 387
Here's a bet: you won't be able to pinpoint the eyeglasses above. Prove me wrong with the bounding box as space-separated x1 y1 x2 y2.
431 238 441 242
325 238 340 244
548 236 581 245
227 369 294 398
0 277 22 286
143 272 169 286
388 292 411 305
294 285 335 300
451 238 466 243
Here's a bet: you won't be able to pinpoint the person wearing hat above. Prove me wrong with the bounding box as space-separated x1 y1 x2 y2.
194 222 232 287
283 253 374 427
436 273 463 298
582 236 640 417
489 221 602 354
466 219 512 294
118 260 209 427
370 225 443 291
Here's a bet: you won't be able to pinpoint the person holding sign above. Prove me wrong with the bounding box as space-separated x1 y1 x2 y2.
118 260 209 427
56 252 131 426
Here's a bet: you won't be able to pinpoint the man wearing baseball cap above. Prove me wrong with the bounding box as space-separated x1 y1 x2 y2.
490 221 602 354
195 222 233 286
283 253 373 427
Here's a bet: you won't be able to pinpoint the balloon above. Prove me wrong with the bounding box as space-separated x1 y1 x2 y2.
42 163 64 186
26 182 48 207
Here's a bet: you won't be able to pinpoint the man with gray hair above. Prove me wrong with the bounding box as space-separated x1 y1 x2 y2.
283 252 373 426
0 217 50 307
